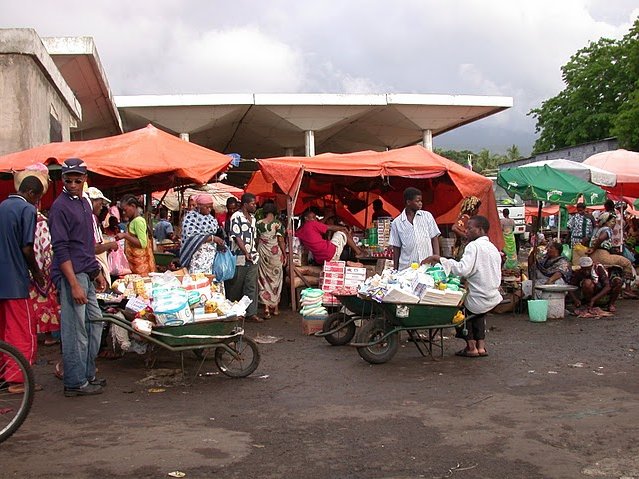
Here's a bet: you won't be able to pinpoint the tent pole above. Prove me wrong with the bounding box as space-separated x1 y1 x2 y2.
557 207 561 242
531 201 543 295
288 168 305 312
364 191 370 229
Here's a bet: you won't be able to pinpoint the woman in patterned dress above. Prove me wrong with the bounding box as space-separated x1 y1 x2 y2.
30 212 61 344
256 203 286 318
180 194 226 274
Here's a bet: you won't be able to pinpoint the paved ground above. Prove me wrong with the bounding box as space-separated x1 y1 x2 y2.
2 301 638 479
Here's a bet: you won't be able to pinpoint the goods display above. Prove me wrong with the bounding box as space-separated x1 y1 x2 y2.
358 264 465 307
108 270 251 328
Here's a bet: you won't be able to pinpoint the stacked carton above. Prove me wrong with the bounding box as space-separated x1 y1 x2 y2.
375 218 392 248
344 266 367 288
321 261 345 305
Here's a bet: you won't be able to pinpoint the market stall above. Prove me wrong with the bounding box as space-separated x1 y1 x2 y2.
498 165 607 317
0 124 232 202
257 145 503 310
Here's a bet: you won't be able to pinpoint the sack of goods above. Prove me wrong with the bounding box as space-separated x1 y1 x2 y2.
299 288 328 318
152 286 193 326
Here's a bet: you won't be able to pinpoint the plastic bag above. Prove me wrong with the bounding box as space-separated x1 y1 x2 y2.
108 240 132 276
213 249 237 282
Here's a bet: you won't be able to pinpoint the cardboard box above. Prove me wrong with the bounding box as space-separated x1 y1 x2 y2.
301 317 325 335
323 261 346 273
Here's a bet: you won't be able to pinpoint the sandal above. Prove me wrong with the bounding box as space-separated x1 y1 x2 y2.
247 315 264 323
478 350 489 357
54 361 63 380
455 348 480 358
263 311 271 320
8 383 43 394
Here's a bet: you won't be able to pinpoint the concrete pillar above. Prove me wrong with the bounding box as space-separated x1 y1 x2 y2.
285 147 295 157
304 130 315 157
422 129 433 151
180 132 190 142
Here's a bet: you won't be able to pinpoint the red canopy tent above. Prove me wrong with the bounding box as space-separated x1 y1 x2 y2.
258 145 503 247
257 146 502 310
0 124 232 202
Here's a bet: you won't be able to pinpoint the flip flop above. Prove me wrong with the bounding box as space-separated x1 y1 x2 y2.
455 348 479 358
263 311 271 320
478 351 489 357
247 315 264 323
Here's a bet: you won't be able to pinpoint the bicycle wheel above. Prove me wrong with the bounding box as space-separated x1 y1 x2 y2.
215 337 260 378
0 340 35 443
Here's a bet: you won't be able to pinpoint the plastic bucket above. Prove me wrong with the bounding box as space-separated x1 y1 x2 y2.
528 300 548 322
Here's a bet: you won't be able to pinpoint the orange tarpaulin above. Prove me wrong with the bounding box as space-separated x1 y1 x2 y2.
0 124 231 195
257 145 503 249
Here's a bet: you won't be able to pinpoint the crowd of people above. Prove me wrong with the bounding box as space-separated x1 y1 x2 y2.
6 156 638 398
521 199 638 316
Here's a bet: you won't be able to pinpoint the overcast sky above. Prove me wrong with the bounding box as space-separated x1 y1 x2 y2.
3 1 638 155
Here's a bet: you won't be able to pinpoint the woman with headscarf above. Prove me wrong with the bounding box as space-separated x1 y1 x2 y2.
257 202 286 318
588 212 634 280
452 196 482 260
180 194 226 274
116 195 155 275
530 241 572 287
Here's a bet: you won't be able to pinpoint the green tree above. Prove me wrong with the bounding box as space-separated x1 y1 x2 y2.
505 144 522 162
529 18 639 153
434 148 475 167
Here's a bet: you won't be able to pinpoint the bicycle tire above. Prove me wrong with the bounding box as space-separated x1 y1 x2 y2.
0 340 35 443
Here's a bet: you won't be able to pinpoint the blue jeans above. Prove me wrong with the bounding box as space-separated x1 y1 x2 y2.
59 273 103 389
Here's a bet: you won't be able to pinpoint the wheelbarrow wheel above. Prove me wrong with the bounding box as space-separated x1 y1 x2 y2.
356 322 399 364
215 337 260 378
322 313 356 346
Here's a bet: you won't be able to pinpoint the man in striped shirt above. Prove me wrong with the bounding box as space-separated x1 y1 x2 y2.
389 187 441 271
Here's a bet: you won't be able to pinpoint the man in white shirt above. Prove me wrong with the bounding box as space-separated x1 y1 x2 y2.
423 215 502 358
389 187 440 270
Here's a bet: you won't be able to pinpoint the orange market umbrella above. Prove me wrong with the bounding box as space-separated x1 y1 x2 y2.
0 124 232 197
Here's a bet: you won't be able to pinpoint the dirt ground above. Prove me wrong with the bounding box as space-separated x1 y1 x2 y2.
1 300 638 479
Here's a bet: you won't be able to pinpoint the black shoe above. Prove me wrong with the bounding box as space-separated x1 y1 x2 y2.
89 377 107 387
64 383 104 397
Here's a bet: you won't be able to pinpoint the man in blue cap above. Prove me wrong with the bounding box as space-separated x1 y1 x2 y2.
49 158 107 397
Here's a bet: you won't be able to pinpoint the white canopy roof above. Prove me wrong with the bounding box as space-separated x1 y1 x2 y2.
520 158 616 187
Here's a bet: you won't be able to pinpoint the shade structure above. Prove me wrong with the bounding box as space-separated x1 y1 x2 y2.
0 124 232 196
584 149 639 197
258 145 504 249
497 165 607 206
152 183 243 212
520 158 616 187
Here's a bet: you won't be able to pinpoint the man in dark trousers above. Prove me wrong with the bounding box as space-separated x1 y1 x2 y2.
0 176 45 393
226 193 261 322
49 158 107 397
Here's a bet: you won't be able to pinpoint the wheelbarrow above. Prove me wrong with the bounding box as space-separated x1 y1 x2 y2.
95 312 260 378
314 294 381 346
350 299 466 364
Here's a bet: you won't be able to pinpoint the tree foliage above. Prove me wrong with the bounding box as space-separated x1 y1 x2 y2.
435 147 521 174
529 18 639 153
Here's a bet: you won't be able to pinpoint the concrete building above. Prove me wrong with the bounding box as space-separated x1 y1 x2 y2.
499 138 619 170
0 29 81 155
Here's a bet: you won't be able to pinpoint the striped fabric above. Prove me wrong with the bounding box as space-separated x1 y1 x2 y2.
389 209 440 270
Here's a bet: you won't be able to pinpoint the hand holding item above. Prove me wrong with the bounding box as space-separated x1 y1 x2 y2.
421 255 441 266
95 272 107 293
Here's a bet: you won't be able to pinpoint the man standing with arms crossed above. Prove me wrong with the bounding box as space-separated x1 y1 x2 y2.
49 158 107 397
389 187 441 271
0 176 45 393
